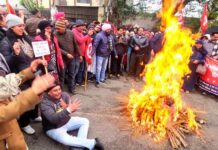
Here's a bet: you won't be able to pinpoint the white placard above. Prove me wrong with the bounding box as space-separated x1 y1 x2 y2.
32 41 50 57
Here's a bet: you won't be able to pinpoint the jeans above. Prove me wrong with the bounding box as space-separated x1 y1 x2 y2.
127 47 132 72
96 56 108 83
76 56 86 84
66 57 80 90
46 117 95 150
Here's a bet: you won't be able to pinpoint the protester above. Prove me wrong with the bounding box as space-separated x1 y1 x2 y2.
72 19 91 86
0 14 43 134
150 31 164 54
54 20 81 94
129 27 149 80
203 32 218 59
0 10 6 42
35 20 65 84
25 9 43 40
126 31 135 73
0 58 55 150
92 23 117 87
40 83 104 150
183 40 208 92
110 27 127 77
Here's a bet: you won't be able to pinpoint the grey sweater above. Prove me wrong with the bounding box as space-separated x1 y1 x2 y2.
40 92 71 132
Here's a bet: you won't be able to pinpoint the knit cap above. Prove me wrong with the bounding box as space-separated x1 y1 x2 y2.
6 14 23 28
54 12 65 20
55 20 66 30
38 20 52 31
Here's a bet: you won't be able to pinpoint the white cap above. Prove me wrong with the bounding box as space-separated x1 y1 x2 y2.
102 23 111 31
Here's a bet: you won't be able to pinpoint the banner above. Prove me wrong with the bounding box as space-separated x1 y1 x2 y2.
198 57 218 96
32 41 50 57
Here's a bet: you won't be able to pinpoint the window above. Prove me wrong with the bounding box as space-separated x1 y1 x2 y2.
77 0 91 3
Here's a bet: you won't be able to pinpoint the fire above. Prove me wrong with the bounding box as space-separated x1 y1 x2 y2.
128 0 199 146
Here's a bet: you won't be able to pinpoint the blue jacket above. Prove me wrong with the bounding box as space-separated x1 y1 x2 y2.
92 31 117 57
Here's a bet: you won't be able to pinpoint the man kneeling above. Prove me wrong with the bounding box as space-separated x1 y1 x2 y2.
40 82 104 150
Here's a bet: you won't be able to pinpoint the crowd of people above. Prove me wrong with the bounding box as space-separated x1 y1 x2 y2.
0 6 217 150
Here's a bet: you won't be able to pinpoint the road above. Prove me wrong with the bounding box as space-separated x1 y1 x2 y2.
25 76 218 150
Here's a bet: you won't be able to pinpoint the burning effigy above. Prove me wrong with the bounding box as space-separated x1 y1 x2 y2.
128 0 201 149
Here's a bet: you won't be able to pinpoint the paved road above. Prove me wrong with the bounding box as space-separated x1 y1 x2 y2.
25 76 218 150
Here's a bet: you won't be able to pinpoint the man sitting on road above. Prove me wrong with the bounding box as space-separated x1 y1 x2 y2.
40 82 104 150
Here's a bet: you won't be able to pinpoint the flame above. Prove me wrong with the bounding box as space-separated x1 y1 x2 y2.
128 0 199 140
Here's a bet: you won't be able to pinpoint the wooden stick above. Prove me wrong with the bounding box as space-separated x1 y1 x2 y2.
84 61 88 91
42 56 48 74
171 127 188 147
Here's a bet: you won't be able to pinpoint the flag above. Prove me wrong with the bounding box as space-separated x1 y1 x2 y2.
6 0 16 14
85 43 92 65
200 4 208 34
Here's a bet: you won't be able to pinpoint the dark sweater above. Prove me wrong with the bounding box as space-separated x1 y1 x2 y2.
0 27 6 42
40 92 71 132
92 31 117 57
55 29 81 63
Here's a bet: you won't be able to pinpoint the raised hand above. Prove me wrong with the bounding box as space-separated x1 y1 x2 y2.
31 74 55 95
13 42 21 56
30 59 48 72
68 99 81 112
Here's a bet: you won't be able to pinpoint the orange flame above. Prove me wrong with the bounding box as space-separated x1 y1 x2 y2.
128 0 198 140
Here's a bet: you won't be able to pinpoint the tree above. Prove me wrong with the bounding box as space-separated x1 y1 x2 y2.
20 0 43 13
184 0 218 27
111 0 137 26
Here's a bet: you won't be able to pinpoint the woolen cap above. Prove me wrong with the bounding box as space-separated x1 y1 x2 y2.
6 14 23 28
195 40 203 45
38 20 52 31
55 20 66 30
54 12 65 20
75 19 86 27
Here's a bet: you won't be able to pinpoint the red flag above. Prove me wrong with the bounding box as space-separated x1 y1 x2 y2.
85 43 92 65
200 4 208 34
6 0 16 14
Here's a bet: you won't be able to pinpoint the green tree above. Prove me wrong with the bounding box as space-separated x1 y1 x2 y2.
184 0 218 27
20 0 43 13
111 0 137 26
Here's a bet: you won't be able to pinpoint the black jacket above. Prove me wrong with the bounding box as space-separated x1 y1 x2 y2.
0 29 33 73
130 35 149 55
0 27 6 42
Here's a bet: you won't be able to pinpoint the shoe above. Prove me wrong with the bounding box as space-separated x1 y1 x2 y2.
95 82 100 88
202 92 207 95
100 80 106 84
68 89 76 95
135 77 140 82
80 83 85 87
185 90 190 94
94 138 104 150
22 125 35 135
32 116 42 122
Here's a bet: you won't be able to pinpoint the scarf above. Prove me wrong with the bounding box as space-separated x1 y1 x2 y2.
0 73 22 101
